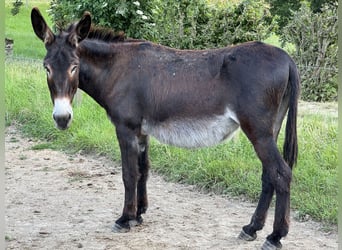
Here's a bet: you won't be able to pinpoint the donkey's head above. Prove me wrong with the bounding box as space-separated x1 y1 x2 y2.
31 8 91 130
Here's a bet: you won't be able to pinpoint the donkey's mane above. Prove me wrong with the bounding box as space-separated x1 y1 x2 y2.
87 26 126 43
65 23 144 43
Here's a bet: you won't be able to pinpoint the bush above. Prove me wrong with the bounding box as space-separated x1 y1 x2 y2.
150 0 211 49
280 2 337 102
49 0 154 39
48 0 274 49
266 0 336 33
153 0 275 49
204 0 275 47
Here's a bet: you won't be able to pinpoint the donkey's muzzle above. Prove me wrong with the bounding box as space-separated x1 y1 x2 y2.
52 97 73 130
53 113 72 130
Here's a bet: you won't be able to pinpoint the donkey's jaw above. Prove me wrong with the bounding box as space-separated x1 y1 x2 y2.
52 97 73 130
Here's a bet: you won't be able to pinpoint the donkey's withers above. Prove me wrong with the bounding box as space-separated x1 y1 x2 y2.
31 8 299 250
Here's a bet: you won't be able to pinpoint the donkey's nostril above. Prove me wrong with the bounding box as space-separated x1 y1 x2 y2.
53 113 72 130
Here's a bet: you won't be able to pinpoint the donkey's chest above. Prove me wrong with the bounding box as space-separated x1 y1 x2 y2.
141 108 240 148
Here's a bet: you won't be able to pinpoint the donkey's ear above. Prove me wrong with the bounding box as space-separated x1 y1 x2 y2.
68 12 91 47
77 12 91 41
31 7 55 45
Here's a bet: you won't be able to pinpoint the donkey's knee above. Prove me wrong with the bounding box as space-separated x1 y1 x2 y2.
254 137 292 193
271 163 292 194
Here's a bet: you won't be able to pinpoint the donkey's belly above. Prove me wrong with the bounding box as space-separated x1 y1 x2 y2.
141 108 240 148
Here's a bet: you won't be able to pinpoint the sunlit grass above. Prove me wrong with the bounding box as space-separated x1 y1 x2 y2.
5 0 50 58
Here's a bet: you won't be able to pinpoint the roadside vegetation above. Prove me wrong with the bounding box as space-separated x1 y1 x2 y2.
5 0 338 226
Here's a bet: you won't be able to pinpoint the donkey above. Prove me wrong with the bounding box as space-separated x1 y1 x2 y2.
31 8 299 250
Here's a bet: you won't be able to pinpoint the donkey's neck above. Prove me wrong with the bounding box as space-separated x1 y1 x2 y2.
78 40 116 61
77 40 123 109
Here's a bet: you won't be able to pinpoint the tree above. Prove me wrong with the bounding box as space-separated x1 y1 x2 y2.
280 2 337 101
266 0 336 31
266 0 301 30
310 0 337 12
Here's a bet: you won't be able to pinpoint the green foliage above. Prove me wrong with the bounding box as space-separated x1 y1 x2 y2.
49 0 154 39
204 0 275 47
48 0 274 49
154 0 275 49
309 0 337 12
11 0 23 16
266 0 301 31
151 0 212 49
280 2 337 102
266 0 336 31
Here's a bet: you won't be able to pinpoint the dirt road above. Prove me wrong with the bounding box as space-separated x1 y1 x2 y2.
5 126 337 249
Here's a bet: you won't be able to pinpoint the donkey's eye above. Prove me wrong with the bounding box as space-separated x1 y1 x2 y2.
70 65 78 75
44 66 51 76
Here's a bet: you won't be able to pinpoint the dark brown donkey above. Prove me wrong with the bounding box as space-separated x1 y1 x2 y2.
31 8 299 250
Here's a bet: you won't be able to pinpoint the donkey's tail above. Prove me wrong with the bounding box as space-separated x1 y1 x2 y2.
283 61 300 168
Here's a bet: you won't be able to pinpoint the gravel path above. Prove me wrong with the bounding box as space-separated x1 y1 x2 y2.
5 126 338 249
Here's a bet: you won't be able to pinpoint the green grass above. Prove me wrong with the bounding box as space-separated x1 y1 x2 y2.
5 2 338 226
5 0 51 59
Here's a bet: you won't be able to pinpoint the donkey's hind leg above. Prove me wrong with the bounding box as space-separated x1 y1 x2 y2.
240 135 292 249
240 101 290 241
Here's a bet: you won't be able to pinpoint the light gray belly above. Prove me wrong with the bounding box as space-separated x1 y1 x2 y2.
141 108 240 148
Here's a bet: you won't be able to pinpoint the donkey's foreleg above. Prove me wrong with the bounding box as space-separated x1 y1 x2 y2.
137 135 150 222
113 125 141 232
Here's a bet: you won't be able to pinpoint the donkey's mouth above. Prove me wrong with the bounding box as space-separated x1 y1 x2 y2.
56 124 69 130
53 113 72 130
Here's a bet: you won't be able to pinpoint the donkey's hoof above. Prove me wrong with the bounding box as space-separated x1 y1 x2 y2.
135 215 143 225
261 240 282 250
112 223 130 233
238 229 257 241
129 218 142 227
112 218 143 233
